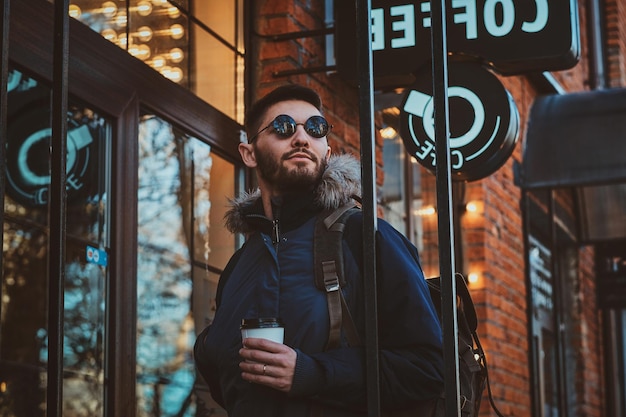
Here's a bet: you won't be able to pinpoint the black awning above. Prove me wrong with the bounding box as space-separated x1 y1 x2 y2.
521 88 626 242
521 88 626 189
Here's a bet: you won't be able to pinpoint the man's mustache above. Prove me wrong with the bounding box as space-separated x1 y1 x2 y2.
282 148 317 162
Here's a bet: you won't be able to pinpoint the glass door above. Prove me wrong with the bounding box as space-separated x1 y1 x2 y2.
5 2 244 415
135 113 237 416
2 67 112 416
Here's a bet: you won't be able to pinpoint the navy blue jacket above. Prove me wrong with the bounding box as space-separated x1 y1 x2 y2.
194 155 443 416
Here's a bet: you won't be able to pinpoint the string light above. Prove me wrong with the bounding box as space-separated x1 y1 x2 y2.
169 24 185 40
136 1 153 16
70 1 186 83
151 55 167 69
168 7 181 19
115 13 128 27
380 126 397 139
101 1 117 18
169 48 184 63
414 206 436 216
136 26 153 42
69 4 81 18
464 200 484 214
101 28 117 42
160 66 183 83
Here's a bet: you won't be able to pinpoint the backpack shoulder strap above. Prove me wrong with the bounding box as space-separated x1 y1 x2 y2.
314 202 361 350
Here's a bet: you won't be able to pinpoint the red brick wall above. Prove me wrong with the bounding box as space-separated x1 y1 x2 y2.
605 0 626 87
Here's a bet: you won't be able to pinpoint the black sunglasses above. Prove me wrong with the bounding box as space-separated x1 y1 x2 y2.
249 114 332 143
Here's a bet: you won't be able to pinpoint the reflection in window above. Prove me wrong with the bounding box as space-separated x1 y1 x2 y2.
2 68 110 416
529 232 560 417
541 328 559 417
136 114 234 416
378 111 437 276
380 125 407 231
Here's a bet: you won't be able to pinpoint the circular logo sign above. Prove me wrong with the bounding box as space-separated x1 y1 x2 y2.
400 60 519 181
6 103 96 207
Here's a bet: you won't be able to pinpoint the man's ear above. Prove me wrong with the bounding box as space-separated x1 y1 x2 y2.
238 143 257 168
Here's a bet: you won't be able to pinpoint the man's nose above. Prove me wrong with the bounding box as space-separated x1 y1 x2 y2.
291 125 310 146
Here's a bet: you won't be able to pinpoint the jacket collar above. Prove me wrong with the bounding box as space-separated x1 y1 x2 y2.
224 154 362 234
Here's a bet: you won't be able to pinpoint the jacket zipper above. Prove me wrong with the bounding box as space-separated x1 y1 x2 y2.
272 219 280 253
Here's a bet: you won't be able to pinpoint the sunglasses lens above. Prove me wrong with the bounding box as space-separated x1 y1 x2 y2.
305 116 329 138
271 115 297 137
268 114 330 139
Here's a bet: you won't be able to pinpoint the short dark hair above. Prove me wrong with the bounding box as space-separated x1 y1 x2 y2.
245 84 323 140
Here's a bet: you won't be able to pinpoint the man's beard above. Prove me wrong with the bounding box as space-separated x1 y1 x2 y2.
255 146 327 191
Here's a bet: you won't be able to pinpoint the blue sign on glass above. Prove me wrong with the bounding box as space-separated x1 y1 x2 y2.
86 245 108 267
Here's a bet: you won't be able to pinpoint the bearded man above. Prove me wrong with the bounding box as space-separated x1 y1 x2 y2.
194 84 443 417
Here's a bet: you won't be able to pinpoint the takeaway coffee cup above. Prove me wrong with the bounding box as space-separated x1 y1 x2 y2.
240 317 285 344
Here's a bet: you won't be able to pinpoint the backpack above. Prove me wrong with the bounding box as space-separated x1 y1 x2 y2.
313 203 505 417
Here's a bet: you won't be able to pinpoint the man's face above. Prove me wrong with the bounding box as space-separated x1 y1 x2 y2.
247 100 331 192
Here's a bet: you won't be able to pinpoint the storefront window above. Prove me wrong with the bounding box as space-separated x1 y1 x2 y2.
2 68 111 416
529 234 560 417
68 0 245 123
526 190 579 417
379 108 440 278
136 114 235 416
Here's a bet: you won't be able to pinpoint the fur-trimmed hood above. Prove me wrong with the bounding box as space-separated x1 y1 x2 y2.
224 153 361 234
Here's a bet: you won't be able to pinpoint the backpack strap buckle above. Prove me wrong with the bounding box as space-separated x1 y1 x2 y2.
322 261 342 349
323 262 341 292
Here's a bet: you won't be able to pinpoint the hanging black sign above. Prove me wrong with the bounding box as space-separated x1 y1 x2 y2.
399 61 519 181
335 0 580 87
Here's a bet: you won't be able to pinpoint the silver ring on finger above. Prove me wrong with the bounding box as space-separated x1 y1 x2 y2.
262 364 267 375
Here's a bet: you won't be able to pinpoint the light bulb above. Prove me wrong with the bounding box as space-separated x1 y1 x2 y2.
380 126 397 139
169 24 184 40
137 1 153 16
466 202 478 213
414 206 436 216
115 13 128 27
69 4 81 18
101 28 118 42
118 33 128 47
166 67 183 83
102 1 117 17
168 6 181 19
151 55 166 68
169 47 184 63
133 44 151 60
137 26 153 42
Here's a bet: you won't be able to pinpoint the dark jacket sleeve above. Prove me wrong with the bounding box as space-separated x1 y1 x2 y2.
373 219 444 409
193 245 246 408
194 325 225 407
288 215 444 411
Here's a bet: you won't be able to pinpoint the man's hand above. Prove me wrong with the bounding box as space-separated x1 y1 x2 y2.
239 338 297 392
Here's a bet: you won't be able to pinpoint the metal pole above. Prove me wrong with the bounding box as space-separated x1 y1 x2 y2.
0 0 10 322
355 0 380 416
429 0 461 416
48 0 69 415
